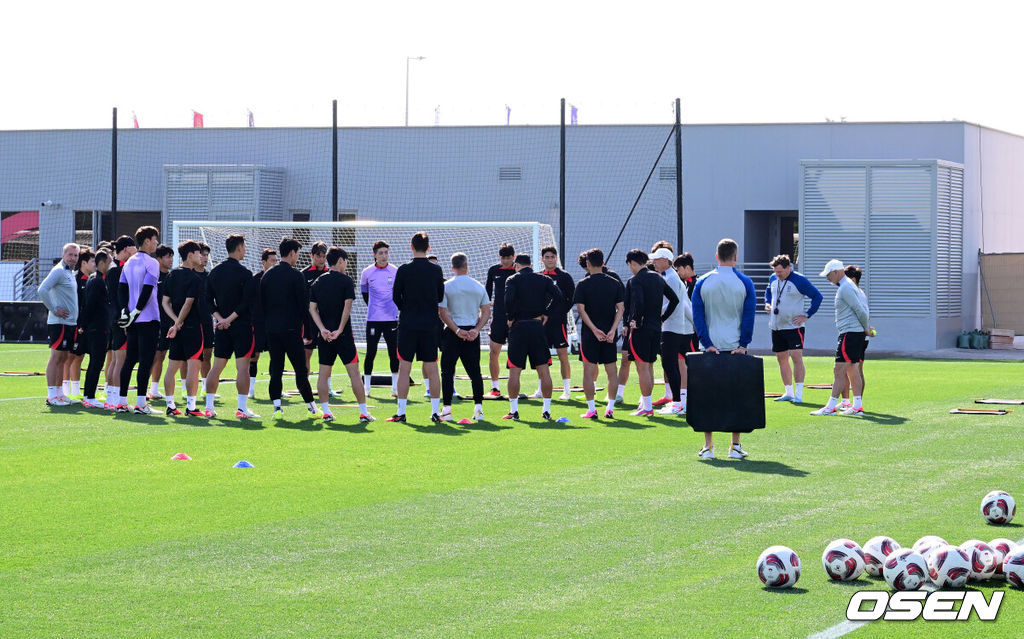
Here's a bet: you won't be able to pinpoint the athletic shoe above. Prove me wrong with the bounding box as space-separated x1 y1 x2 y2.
501 411 519 421
698 446 715 459
272 409 284 421
438 410 453 422
203 409 217 418
581 409 599 419
613 396 624 405
133 404 154 415
186 409 206 418
166 406 183 416
839 400 852 409
236 408 260 419
147 391 164 401
729 444 749 459
630 407 654 417
558 391 572 400
82 398 105 409
430 413 442 423
529 389 543 399
773 394 795 402
486 389 502 398
329 389 344 398
359 413 376 423
103 402 119 411
793 396 803 404
247 391 256 399
652 396 672 407
322 412 335 422
810 406 838 416
841 407 865 416
604 409 614 419
386 414 407 423
472 407 485 421
45 396 72 407
116 404 131 413
423 391 431 398
541 410 551 420
657 404 684 415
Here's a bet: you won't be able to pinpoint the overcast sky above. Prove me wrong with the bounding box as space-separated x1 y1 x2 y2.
6 0 1022 133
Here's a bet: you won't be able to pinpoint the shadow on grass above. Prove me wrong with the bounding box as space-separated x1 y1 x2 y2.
217 419 266 430
986 521 1022 529
857 412 908 425
527 421 588 430
408 422 468 436
701 458 809 477
460 421 513 432
327 423 372 434
274 420 324 432
762 586 809 594
606 420 656 430
827 578 874 587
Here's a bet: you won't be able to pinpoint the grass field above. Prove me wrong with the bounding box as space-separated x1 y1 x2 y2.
1 343 1022 638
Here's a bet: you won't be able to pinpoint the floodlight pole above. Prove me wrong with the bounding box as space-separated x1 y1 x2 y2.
405 56 426 126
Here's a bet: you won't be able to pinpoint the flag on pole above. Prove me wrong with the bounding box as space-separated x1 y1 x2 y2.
570 105 578 126
505 105 511 126
132 111 139 128
193 111 204 128
247 109 254 127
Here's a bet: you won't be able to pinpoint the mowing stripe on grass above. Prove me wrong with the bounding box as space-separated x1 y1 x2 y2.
807 535 1024 639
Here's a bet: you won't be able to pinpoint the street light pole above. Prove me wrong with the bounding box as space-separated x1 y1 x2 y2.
405 56 426 126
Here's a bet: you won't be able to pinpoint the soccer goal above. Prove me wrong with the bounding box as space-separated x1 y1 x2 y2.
171 220 570 347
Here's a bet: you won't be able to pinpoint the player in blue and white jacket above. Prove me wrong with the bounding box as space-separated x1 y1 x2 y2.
763 254 822 403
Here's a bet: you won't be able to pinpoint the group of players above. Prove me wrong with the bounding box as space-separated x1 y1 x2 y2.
37 226 873 457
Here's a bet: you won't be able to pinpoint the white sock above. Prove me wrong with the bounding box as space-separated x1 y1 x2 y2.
784 385 793 397
474 403 483 413
606 398 616 412
199 378 206 393
543 397 551 412
563 378 571 393
510 398 519 413
853 395 862 409
364 375 372 393
47 386 57 399
273 399 282 409
136 395 146 408
358 403 367 414
491 380 499 390
681 389 687 404
430 397 440 414
587 399 595 411
795 383 803 398
166 397 175 408
642 395 652 411
110 387 120 405
321 402 330 414
397 398 407 415
103 384 111 399
424 378 430 393
206 394 215 410
391 373 398 393
248 377 256 395
308 402 318 413
616 384 626 398
187 395 196 410
62 381 71 396
826 396 838 410
149 382 159 396
663 382 671 399
238 395 248 411
71 381 80 396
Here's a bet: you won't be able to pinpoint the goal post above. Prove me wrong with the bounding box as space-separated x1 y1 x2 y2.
171 220 568 347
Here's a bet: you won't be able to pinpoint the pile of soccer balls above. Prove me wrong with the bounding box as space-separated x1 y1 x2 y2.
758 490 1023 589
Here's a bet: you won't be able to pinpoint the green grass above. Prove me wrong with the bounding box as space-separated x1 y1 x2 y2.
0 343 1022 638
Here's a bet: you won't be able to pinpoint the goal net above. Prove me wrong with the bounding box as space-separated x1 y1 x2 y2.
172 220 573 347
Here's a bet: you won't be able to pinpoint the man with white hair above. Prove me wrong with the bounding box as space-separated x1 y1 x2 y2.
38 243 80 406
651 247 691 415
810 259 871 416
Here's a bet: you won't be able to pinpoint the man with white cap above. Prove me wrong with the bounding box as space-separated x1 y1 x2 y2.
651 247 691 415
810 259 871 416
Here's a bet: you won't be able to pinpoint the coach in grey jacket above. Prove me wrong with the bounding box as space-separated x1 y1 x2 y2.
37 243 81 405
811 259 871 417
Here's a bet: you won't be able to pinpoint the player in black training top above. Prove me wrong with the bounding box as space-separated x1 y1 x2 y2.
244 248 277 399
309 246 375 424
148 244 174 403
573 248 625 420
160 241 206 417
190 242 215 395
502 253 563 421
80 249 111 408
484 242 516 397
624 248 679 416
205 234 257 419
260 237 319 420
387 231 445 423
537 246 576 401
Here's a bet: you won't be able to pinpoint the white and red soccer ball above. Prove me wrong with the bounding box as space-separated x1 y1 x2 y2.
1003 547 1024 588
911 535 948 563
959 540 998 581
981 490 1016 525
822 539 866 581
989 538 1018 577
883 549 928 591
927 544 972 588
757 545 801 589
863 536 901 578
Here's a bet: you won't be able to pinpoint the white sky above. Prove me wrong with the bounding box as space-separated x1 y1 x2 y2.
5 0 1024 133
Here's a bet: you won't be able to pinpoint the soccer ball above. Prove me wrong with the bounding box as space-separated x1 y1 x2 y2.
883 549 928 591
822 539 866 581
989 538 1018 576
927 544 972 588
1003 547 1024 588
960 540 998 581
757 545 801 589
981 490 1016 524
863 536 901 578
912 535 948 562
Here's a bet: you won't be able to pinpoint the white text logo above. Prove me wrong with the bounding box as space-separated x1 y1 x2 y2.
846 590 1003 621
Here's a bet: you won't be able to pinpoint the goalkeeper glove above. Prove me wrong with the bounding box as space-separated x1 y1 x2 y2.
118 308 141 329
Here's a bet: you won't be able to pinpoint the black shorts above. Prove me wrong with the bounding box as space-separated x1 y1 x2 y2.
507 319 552 370
157 325 171 352
681 333 700 356
169 325 205 362
108 326 127 351
303 319 317 350
661 331 687 363
48 324 74 352
489 315 509 345
397 327 439 363
71 326 87 356
545 319 569 350
214 324 256 360
318 333 359 367
252 324 267 353
202 317 215 349
772 327 805 353
836 331 867 363
580 332 617 365
627 327 660 363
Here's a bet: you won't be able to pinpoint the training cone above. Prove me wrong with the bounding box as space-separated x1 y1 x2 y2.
233 460 254 468
556 416 570 423
171 453 192 461
457 418 474 425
